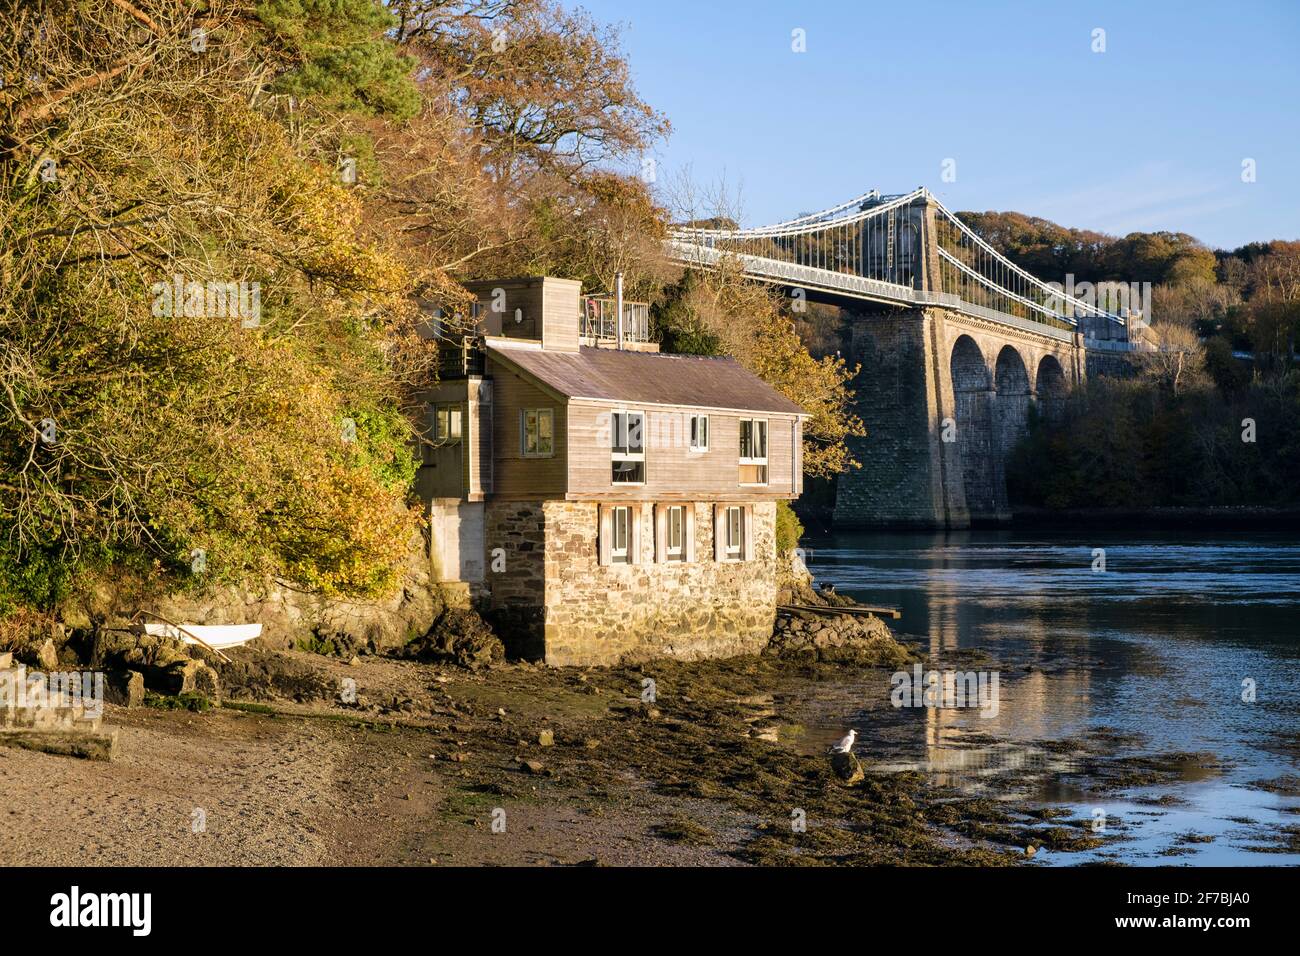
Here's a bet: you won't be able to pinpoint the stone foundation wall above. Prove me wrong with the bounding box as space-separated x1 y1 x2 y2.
1 656 116 760
539 501 778 666
484 501 547 659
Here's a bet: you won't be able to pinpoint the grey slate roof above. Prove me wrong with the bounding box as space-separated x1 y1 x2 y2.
487 344 806 416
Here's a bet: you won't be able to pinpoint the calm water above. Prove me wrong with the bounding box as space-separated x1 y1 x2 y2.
796 530 1300 866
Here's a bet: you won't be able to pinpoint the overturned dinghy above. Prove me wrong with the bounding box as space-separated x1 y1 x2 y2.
136 622 262 650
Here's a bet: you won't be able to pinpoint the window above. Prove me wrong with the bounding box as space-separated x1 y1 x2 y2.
689 414 709 452
724 505 743 560
611 410 645 483
433 403 463 443
521 408 554 457
610 506 631 564
739 418 768 485
666 505 685 560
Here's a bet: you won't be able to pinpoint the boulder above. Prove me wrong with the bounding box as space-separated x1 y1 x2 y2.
400 607 505 670
36 639 59 671
830 750 864 785
104 671 145 708
92 630 191 671
767 609 914 667
212 646 335 703
163 659 222 700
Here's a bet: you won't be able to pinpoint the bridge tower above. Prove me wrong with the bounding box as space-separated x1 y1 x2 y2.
832 195 1084 529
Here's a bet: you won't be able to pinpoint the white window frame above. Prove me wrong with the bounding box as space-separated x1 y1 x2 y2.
611 409 645 485
520 408 554 458
610 505 631 564
433 402 463 443
739 418 768 486
724 505 744 560
688 413 709 453
665 505 686 560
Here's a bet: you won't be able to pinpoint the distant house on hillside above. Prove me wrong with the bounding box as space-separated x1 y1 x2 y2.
419 276 806 666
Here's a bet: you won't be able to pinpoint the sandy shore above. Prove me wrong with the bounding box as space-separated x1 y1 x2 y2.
1 654 770 866
3 648 1192 866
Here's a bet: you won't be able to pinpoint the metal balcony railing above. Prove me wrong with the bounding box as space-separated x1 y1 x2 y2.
581 296 651 343
438 338 485 378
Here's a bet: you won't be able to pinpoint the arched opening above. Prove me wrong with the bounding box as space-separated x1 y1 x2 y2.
950 335 996 520
995 346 1032 457
993 347 1032 519
1035 355 1068 424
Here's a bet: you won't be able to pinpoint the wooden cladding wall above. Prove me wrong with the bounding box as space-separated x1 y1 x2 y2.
487 357 567 499
566 401 800 500
471 277 581 351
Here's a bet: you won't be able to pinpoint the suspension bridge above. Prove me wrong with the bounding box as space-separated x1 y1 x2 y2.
667 187 1139 529
667 186 1132 342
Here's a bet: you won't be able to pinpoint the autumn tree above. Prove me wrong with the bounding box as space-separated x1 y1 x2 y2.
378 0 672 293
1245 241 1300 369
391 0 668 185
654 267 865 478
0 1 431 610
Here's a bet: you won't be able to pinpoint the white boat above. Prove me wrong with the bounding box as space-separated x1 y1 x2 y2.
138 622 262 649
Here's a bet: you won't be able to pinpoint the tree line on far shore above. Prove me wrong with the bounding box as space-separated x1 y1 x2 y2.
965 212 1300 510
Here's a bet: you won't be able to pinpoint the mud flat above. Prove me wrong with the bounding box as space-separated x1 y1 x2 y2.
1 638 1235 867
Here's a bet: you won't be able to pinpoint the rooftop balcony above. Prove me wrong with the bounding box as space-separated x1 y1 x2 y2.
581 296 651 345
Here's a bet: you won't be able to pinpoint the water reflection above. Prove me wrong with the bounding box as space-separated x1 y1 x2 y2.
795 529 1300 865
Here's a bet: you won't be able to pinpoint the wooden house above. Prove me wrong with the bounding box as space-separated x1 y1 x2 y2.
420 277 806 665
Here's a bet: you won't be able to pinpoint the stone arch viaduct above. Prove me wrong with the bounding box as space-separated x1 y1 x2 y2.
833 306 1082 528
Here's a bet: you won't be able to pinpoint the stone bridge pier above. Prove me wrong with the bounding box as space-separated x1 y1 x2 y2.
833 307 1083 528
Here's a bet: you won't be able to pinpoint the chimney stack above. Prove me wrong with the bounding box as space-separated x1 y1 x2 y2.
615 271 624 350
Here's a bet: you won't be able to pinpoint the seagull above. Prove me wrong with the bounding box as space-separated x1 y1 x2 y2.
831 729 857 754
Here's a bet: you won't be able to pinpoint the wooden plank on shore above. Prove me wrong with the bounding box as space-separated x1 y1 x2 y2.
777 602 901 620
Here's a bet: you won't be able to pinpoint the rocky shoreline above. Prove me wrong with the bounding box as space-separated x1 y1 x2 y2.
2 565 1248 866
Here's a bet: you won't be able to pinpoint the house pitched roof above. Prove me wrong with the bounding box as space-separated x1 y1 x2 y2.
486 343 806 416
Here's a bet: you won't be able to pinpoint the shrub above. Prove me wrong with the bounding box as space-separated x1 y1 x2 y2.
775 500 804 554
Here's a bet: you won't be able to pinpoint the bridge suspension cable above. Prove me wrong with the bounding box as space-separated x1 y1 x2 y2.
666 186 1128 335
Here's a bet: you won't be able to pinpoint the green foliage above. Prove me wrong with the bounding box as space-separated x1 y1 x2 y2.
775 500 804 554
0 543 72 617
256 0 420 119
1008 371 1300 509
295 634 341 656
1203 337 1252 395
653 273 723 355
144 692 213 713
657 319 724 356
341 406 420 492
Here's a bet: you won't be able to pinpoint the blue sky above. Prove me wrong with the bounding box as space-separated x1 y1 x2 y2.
570 0 1298 249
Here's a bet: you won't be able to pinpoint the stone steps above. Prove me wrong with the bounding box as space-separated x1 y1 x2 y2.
0 659 114 760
